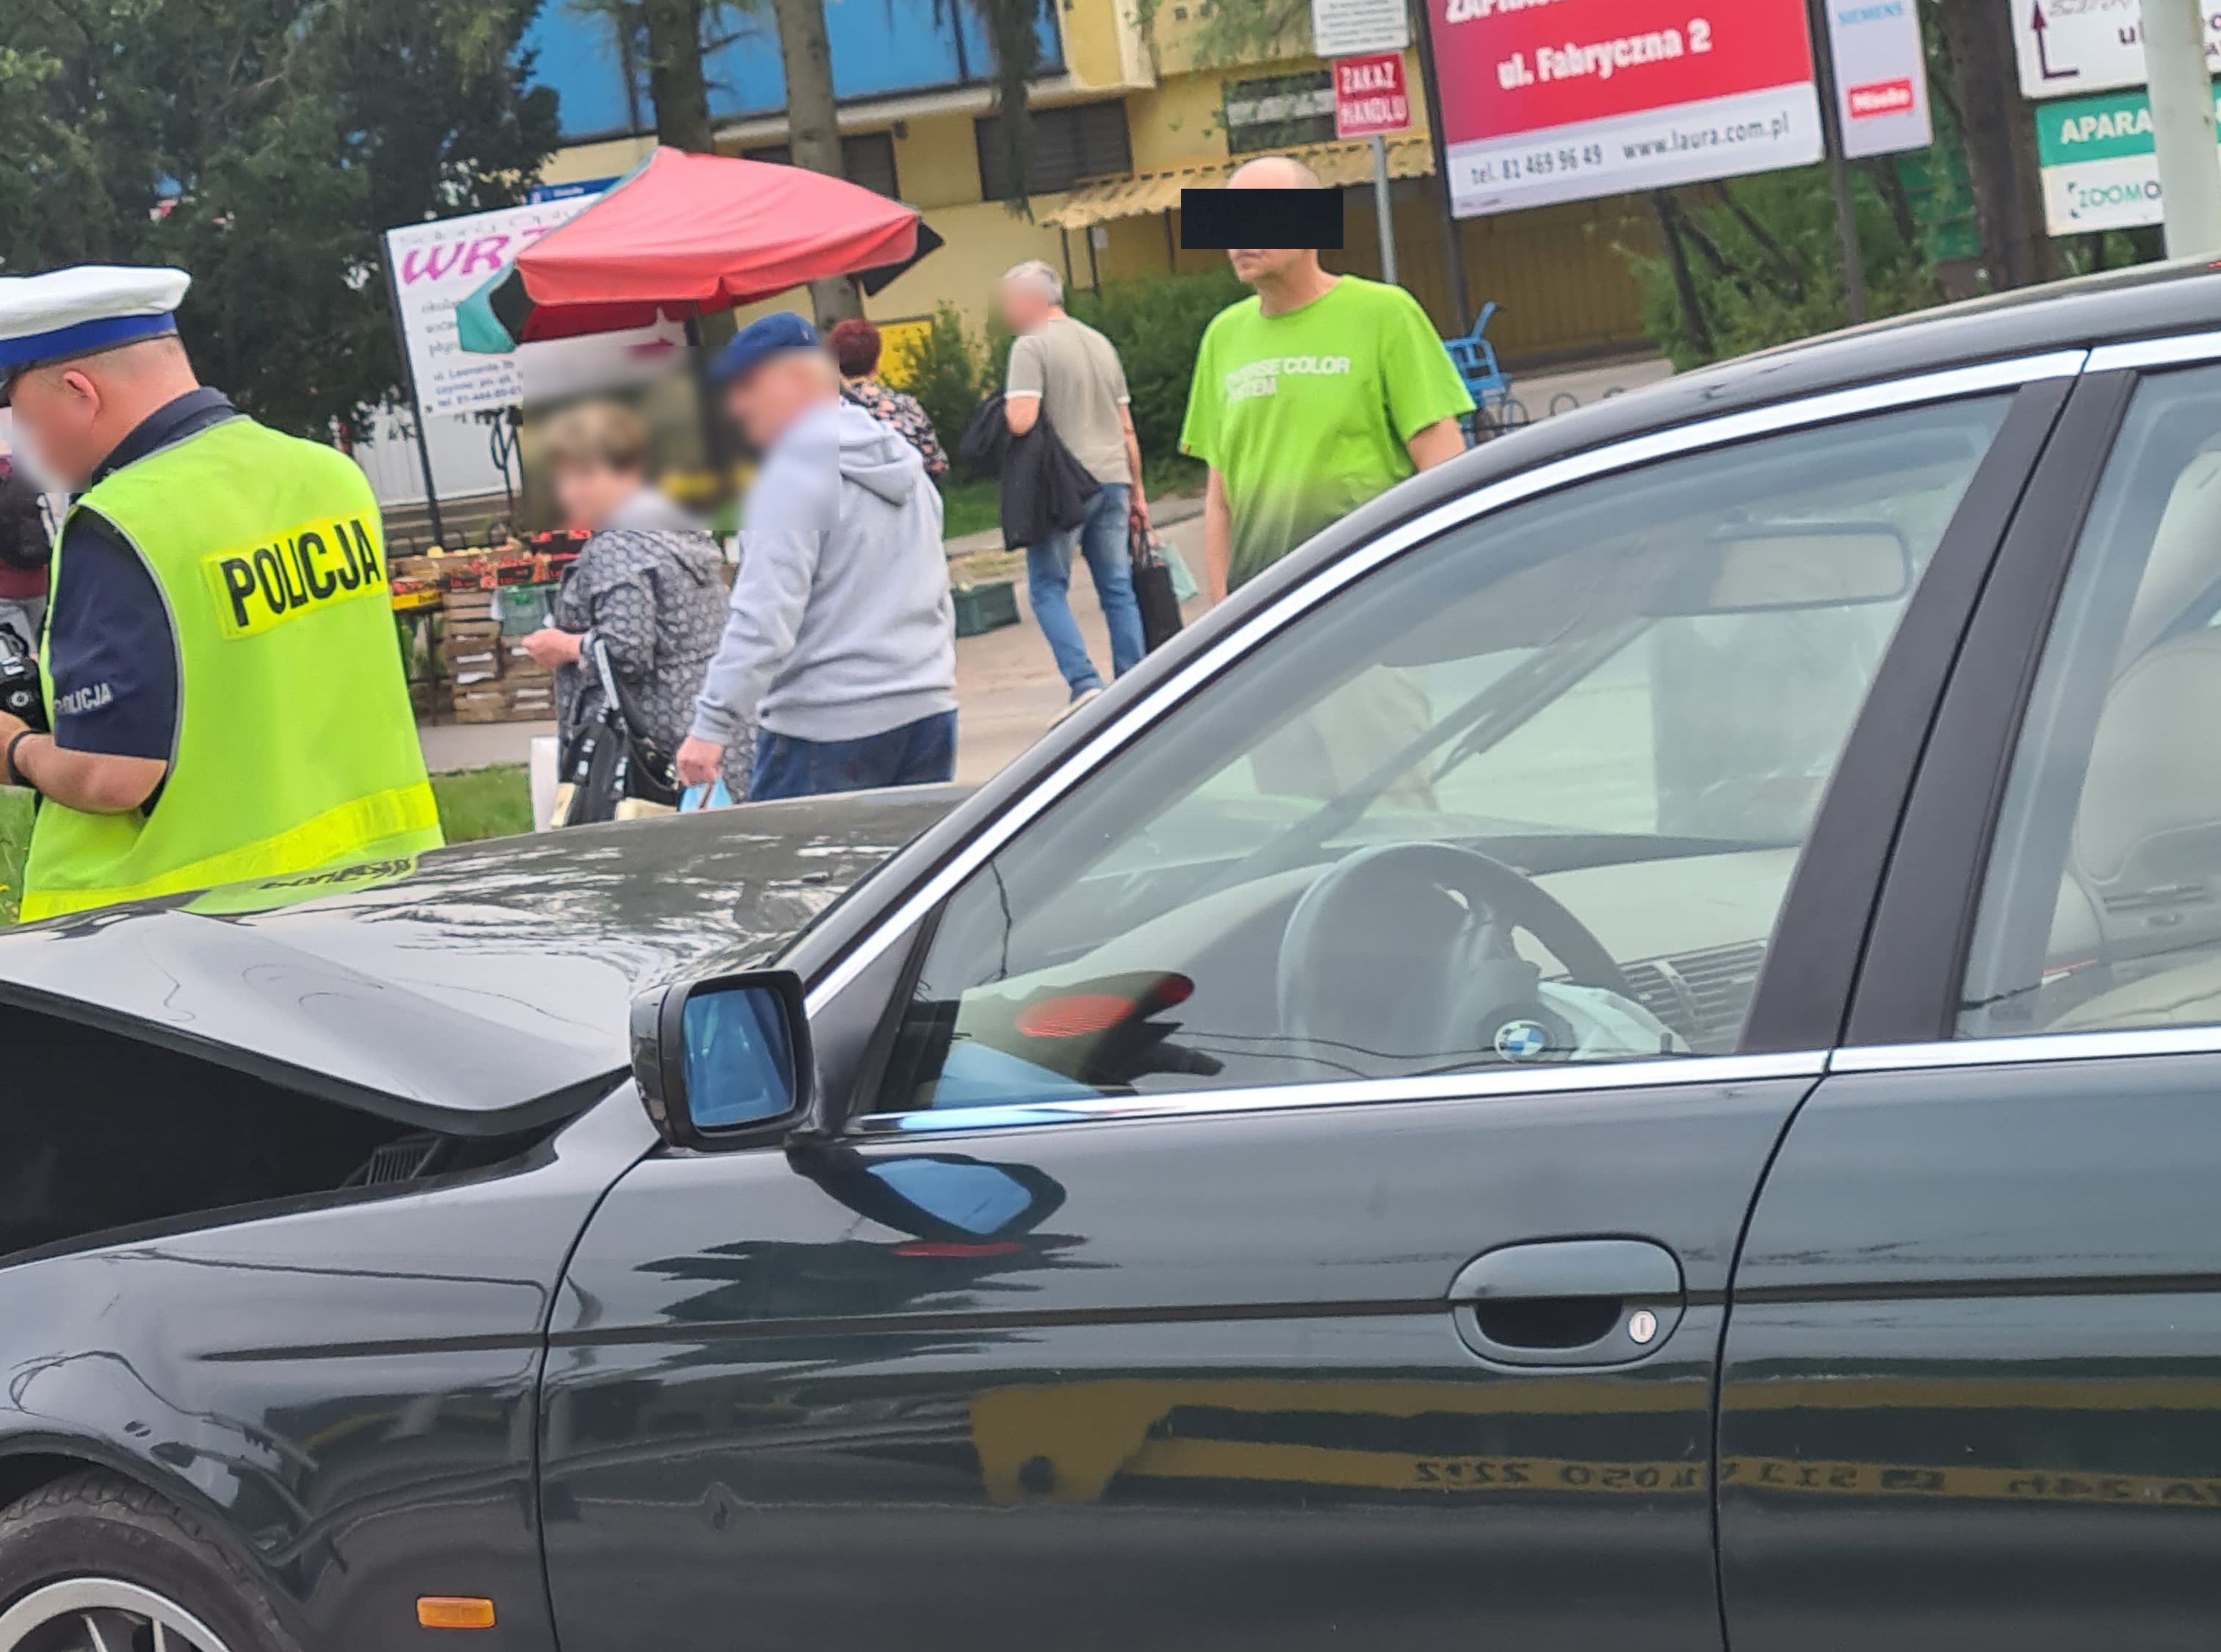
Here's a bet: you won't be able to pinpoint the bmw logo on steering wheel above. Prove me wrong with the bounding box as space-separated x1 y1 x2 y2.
1493 1019 1552 1061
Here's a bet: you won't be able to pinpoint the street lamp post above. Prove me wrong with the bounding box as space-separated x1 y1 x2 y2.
2142 0 2221 257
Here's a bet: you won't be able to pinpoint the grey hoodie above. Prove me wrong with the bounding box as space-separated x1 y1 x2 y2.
692 398 956 747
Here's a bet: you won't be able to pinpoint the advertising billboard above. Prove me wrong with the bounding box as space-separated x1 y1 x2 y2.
1426 0 1824 218
1823 0 1932 159
2036 84 2221 234
385 198 682 419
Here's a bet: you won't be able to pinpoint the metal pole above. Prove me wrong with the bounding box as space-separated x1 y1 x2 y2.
2143 0 2221 256
1409 0 1472 333
379 237 447 548
1371 134 1400 286
1807 0 1868 323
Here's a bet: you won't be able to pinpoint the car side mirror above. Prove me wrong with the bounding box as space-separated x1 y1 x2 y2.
630 969 812 1149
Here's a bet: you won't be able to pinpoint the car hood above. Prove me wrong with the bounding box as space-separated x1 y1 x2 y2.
0 788 964 1132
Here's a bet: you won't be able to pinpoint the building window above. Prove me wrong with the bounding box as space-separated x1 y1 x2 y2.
743 131 901 199
975 101 1134 201
1222 71 1335 154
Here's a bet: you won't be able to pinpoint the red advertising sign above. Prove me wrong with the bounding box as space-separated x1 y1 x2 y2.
1424 0 1824 217
1334 52 1412 139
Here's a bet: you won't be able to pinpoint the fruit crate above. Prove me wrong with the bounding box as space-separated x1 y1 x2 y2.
953 579 1020 639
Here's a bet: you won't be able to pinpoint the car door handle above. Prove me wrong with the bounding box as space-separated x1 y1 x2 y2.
1446 1238 1686 1368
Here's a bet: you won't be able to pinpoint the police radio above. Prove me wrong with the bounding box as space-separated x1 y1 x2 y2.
0 628 47 735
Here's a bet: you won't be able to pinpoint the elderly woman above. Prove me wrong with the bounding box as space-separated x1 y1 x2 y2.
829 318 949 479
521 401 751 801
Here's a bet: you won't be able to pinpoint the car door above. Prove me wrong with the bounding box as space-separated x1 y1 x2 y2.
538 369 2057 1652
1719 353 2221 1651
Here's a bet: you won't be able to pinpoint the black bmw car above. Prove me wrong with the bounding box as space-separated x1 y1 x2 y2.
8 261 2221 1652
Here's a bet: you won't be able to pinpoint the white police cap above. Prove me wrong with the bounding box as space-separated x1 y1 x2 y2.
0 265 191 398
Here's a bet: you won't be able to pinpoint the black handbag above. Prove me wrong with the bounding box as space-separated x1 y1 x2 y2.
1130 519 1185 654
552 635 680 827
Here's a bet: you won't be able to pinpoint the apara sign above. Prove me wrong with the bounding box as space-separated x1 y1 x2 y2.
2035 84 2221 233
2013 0 2221 101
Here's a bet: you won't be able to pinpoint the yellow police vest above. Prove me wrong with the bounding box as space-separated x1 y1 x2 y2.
20 415 443 921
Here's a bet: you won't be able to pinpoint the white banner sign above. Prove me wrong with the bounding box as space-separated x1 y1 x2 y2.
2014 0 2221 101
1824 0 1933 158
384 195 682 419
1311 0 1409 60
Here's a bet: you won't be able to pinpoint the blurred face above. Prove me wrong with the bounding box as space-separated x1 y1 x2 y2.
999 281 1050 336
6 365 107 491
722 350 835 453
1227 244 1311 287
552 459 639 532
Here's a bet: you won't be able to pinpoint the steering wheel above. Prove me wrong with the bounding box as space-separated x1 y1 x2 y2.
1274 842 1633 1074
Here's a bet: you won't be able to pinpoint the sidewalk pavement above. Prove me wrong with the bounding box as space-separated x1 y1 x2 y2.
416 503 1211 787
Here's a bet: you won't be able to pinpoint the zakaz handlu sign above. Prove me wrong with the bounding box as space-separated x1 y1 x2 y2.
1334 52 1412 139
385 195 680 419
2035 84 2221 235
1424 0 1823 218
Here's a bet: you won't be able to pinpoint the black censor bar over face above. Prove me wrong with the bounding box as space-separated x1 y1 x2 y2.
1181 188 1344 250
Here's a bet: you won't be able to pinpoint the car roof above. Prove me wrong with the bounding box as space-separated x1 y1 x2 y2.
0 787 964 1134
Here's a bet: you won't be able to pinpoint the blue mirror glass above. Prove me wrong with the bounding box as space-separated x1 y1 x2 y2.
680 984 798 1130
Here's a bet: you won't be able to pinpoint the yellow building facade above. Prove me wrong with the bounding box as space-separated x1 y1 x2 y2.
535 0 1658 365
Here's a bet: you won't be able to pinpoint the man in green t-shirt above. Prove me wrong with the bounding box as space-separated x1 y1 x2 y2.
1179 155 1474 599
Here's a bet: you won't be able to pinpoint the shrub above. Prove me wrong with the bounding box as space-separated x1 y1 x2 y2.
897 302 989 468
1071 266 1246 461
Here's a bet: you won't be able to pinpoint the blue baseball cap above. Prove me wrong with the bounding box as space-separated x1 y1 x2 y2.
712 312 822 385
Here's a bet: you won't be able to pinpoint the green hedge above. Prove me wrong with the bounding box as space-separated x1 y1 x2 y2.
895 268 1248 477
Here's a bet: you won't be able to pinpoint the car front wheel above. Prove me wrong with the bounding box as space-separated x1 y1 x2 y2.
0 1472 303 1652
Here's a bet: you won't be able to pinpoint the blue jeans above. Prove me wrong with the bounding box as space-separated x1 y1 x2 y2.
749 710 958 801
1028 483 1144 696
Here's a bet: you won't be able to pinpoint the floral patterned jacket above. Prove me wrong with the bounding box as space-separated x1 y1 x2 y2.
843 380 950 479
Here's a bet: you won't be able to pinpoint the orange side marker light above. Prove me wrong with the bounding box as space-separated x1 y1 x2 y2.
418 1597 497 1631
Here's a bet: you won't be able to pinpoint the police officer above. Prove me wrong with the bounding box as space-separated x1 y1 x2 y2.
0 265 443 920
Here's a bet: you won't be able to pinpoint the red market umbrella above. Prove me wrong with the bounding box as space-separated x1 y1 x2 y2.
457 148 922 352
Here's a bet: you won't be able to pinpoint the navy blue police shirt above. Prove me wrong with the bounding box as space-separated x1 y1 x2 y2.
47 388 236 765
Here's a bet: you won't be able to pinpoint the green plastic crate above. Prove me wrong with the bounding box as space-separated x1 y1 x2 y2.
953 579 1020 638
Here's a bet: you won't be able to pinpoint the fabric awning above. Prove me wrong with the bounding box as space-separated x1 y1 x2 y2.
457 147 922 351
1043 135 1437 231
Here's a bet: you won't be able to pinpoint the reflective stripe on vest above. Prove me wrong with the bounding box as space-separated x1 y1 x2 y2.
21 416 444 921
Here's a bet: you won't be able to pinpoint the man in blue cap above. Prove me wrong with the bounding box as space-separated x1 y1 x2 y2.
0 264 441 920
676 312 958 800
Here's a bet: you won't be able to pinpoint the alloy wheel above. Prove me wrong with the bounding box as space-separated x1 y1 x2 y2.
0 1579 231 1652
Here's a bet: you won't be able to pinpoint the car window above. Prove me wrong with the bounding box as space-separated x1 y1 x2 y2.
875 398 2011 1114
1962 366 2221 1040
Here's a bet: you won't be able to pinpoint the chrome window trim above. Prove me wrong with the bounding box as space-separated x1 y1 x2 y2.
2087 330 2221 373
1830 1023 2221 1075
848 1050 1828 1136
806 347 2086 1021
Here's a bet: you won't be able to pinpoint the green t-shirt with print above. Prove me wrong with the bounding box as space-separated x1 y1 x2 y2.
1179 276 1474 592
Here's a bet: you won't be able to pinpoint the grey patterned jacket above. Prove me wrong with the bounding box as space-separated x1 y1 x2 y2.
552 489 754 798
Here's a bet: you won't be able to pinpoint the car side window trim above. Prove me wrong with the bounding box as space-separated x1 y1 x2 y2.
1831 1022 2221 1075
806 348 2092 1027
2087 329 2221 373
846 1048 1830 1137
